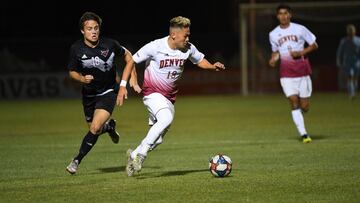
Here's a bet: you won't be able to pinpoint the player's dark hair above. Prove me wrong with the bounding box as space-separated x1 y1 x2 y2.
276 4 292 13
79 12 102 30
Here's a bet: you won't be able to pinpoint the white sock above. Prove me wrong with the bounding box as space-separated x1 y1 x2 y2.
134 108 173 157
291 109 307 136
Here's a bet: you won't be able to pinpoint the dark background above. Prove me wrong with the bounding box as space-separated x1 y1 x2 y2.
0 0 238 70
1 0 359 98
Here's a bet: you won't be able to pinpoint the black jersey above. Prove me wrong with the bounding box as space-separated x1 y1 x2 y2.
68 38 125 97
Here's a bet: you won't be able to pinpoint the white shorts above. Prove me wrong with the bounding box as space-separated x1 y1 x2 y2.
280 76 312 98
143 93 175 125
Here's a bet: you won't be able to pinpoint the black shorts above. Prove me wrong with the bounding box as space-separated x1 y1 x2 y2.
82 91 116 122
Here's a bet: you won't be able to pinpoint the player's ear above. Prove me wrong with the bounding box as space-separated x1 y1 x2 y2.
80 29 85 35
170 31 176 40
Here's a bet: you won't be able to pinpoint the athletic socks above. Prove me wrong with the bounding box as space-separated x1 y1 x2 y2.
291 109 307 136
131 109 173 158
74 131 98 163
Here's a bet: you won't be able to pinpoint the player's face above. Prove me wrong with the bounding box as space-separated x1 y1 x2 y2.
277 9 291 26
174 27 190 50
81 20 100 44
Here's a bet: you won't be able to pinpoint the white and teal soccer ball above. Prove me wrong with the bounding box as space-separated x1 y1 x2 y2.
209 154 232 177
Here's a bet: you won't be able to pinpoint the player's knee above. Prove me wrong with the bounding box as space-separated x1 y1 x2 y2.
156 109 174 127
300 102 310 112
90 123 102 135
301 106 310 113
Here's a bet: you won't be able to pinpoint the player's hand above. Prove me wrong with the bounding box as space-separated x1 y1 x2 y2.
269 58 277 67
214 62 225 71
269 52 279 67
290 51 303 59
288 47 303 59
82 75 94 84
129 78 142 93
116 86 128 106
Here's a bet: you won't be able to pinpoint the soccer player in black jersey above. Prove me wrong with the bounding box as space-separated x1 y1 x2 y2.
66 12 140 174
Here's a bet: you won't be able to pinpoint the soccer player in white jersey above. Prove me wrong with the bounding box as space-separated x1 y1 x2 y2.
121 16 225 176
268 4 318 143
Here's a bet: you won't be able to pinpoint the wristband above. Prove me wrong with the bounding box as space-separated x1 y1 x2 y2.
120 80 127 87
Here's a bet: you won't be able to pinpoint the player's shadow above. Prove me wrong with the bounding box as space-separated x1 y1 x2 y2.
136 168 208 179
97 166 125 173
161 169 208 177
97 165 161 173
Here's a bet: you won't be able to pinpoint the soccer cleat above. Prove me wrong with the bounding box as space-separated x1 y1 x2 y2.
66 159 79 175
107 119 120 144
126 149 135 177
133 153 146 172
302 134 312 143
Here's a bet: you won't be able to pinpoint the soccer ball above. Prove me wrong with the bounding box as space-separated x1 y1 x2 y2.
209 154 232 177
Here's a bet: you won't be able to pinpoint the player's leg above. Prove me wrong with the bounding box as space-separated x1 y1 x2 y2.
130 93 174 172
149 126 169 151
348 69 355 99
72 109 110 164
66 96 96 174
66 94 115 174
281 77 310 143
97 92 120 143
132 108 173 172
298 76 312 143
354 70 359 97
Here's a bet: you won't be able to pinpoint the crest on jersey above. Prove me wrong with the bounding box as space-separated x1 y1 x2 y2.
101 49 109 57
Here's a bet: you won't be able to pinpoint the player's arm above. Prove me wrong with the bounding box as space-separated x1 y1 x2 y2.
269 34 280 67
69 71 93 84
197 58 225 71
116 49 135 106
129 66 142 93
336 40 344 68
290 42 318 59
269 51 280 67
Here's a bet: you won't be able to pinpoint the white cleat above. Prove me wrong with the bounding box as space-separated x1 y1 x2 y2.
66 159 79 175
133 153 146 172
126 149 135 177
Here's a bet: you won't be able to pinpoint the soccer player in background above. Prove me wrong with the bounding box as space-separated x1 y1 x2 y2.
120 16 225 176
268 4 318 143
336 24 360 100
66 12 139 174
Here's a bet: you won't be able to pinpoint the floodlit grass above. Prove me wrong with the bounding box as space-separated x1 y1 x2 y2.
0 93 359 202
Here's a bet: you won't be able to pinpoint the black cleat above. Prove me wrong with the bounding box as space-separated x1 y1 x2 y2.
107 119 120 144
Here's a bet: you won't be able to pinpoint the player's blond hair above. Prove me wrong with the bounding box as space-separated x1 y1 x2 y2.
169 16 191 29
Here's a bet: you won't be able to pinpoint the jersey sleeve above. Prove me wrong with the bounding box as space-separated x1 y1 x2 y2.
67 45 80 71
301 26 316 45
188 43 204 64
113 40 125 56
269 33 279 52
132 41 155 64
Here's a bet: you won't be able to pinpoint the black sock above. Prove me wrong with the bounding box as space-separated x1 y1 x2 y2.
74 131 98 163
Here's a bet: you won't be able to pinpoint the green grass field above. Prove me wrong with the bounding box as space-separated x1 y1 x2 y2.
0 93 359 202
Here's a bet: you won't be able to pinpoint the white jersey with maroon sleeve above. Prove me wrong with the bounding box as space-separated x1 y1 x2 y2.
132 36 204 103
269 22 316 78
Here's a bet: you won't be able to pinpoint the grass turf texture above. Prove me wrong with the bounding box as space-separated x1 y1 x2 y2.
0 93 359 202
